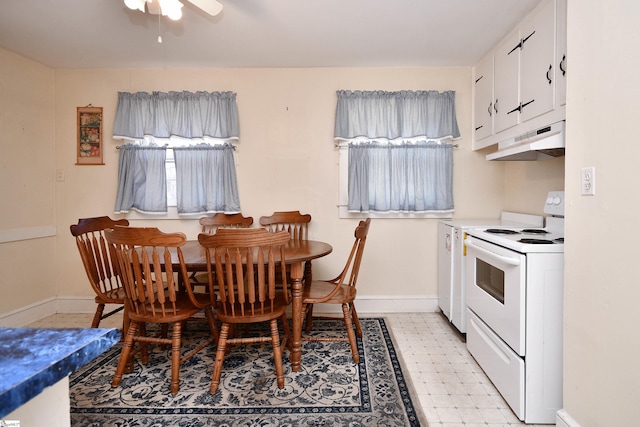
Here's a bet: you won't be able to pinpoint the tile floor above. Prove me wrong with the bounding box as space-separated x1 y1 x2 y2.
28 311 550 427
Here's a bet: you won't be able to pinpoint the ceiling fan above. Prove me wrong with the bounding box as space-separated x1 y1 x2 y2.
124 0 223 20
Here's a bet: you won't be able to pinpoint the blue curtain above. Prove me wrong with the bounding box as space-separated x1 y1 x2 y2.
348 142 453 212
112 90 241 215
113 91 239 140
335 90 458 213
114 145 167 213
334 90 460 140
173 144 240 214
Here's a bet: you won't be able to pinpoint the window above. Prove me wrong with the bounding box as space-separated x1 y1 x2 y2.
112 91 240 216
334 90 460 219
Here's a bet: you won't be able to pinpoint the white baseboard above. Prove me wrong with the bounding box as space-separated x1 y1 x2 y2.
0 295 438 327
556 409 581 427
0 297 59 327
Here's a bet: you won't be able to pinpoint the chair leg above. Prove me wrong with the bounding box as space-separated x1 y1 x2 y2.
280 313 292 352
350 302 363 338
205 308 219 342
92 304 105 328
269 319 285 389
139 322 149 365
342 304 359 363
121 306 130 342
170 322 182 394
112 321 138 388
211 323 230 394
304 303 315 333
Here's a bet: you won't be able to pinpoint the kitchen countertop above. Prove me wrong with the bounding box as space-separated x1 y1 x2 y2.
0 327 120 418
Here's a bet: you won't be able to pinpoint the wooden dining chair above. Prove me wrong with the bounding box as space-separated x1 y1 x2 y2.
199 212 254 234
198 227 292 394
301 218 371 363
70 216 129 329
192 213 255 288
260 210 312 284
105 226 218 395
259 210 311 241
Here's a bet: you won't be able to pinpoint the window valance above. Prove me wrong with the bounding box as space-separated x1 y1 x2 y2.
334 90 460 141
113 91 239 140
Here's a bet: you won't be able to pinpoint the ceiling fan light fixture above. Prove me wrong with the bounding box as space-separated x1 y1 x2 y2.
159 0 184 20
124 0 146 12
123 0 221 19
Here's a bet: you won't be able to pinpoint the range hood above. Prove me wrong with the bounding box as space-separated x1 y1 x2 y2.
487 121 565 161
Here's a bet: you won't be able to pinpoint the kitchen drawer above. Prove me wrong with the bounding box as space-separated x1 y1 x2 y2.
466 309 525 421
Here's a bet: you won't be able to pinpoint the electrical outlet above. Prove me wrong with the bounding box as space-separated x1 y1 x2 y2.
581 166 595 196
56 169 65 182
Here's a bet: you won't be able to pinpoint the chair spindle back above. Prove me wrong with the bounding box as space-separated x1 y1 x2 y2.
259 210 311 241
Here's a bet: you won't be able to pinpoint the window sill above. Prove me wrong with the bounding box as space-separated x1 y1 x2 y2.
338 205 453 219
124 207 203 220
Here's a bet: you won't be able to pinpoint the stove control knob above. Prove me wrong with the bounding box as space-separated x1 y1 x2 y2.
553 197 562 205
547 197 554 205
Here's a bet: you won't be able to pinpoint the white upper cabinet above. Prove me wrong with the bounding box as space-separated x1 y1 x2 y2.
494 31 522 134
472 0 566 150
473 54 494 141
555 0 567 108
519 0 556 123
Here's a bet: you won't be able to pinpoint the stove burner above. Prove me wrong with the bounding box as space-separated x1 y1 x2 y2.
521 229 549 234
518 238 555 244
485 228 520 234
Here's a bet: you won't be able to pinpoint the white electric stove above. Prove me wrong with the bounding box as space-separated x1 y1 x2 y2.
464 191 565 424
465 191 564 254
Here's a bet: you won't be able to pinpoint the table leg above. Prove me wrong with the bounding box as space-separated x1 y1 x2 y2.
289 261 303 372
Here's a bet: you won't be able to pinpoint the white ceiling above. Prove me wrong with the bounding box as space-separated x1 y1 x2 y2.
0 0 541 69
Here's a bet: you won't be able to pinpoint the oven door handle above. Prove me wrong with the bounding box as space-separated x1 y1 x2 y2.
465 240 521 266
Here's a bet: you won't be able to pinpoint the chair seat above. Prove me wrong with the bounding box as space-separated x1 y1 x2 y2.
96 287 126 304
302 280 357 304
127 293 206 324
216 302 287 324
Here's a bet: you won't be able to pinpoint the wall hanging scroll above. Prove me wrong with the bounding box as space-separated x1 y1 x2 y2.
76 106 104 165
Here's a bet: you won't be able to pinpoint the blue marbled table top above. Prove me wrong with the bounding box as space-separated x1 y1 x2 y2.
0 327 120 418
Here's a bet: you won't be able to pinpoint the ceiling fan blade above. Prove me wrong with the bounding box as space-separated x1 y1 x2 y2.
187 0 223 16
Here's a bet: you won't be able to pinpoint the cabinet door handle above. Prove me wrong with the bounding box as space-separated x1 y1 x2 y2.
494 99 498 113
559 54 567 76
508 31 535 55
488 102 493 117
475 75 484 84
507 104 521 115
522 31 536 46
546 64 553 84
508 41 521 55
521 99 535 110
475 125 484 131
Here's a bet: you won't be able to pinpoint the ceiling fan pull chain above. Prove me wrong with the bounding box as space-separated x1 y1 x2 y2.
158 13 162 43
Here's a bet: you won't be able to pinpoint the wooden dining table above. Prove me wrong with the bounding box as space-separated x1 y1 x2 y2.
176 239 333 372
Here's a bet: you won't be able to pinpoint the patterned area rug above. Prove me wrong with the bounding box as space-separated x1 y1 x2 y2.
70 317 426 426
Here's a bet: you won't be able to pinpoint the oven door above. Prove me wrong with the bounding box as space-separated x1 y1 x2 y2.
465 235 526 355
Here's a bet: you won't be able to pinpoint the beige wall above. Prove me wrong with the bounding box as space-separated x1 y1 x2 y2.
2 53 563 317
52 66 512 304
561 1 640 425
0 49 57 314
